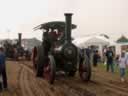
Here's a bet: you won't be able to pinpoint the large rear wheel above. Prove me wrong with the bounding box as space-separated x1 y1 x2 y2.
43 55 56 84
36 46 44 77
79 54 91 81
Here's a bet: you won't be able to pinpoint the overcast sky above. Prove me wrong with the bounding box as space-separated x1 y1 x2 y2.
0 0 127 41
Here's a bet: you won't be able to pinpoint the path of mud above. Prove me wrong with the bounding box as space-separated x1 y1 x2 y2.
19 62 95 96
1 61 128 96
21 61 128 96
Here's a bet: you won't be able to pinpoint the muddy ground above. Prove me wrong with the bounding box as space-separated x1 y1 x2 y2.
0 60 128 96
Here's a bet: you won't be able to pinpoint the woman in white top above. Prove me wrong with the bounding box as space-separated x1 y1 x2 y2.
118 51 127 82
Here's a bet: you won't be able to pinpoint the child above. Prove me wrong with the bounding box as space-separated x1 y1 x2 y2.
118 51 127 82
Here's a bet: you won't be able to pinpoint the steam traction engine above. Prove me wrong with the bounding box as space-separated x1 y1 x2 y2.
34 13 91 84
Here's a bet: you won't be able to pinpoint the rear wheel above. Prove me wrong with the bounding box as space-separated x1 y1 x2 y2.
36 46 44 77
43 55 56 84
79 55 91 81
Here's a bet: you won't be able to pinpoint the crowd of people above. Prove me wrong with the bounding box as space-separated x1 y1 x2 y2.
91 46 128 82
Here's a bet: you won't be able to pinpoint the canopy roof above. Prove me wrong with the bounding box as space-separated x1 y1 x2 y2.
34 21 77 32
117 35 128 43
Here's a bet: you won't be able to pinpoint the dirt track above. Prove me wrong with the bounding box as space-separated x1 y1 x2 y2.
1 61 128 96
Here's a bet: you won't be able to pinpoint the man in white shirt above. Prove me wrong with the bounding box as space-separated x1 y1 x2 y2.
118 51 127 82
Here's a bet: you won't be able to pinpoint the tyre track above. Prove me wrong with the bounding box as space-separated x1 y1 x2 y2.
21 62 95 96
36 78 57 96
26 70 46 96
22 63 71 96
20 63 57 96
93 70 128 91
28 70 55 96
62 74 128 96
24 69 35 96
94 75 128 96
54 78 96 96
15 65 24 96
19 66 27 96
19 66 35 96
61 76 128 96
22 61 128 96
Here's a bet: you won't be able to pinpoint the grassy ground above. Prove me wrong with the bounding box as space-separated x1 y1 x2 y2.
98 62 128 76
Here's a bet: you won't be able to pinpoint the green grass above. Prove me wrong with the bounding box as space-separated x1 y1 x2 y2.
98 63 128 76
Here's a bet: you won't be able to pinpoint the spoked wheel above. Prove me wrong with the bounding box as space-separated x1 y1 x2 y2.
79 55 91 81
43 55 56 84
36 46 44 77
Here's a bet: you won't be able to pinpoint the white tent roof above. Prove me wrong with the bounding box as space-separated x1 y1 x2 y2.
84 36 109 46
73 37 90 48
73 35 116 48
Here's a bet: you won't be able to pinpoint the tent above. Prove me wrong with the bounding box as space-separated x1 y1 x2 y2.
73 37 91 48
73 36 116 57
83 36 110 46
73 36 112 48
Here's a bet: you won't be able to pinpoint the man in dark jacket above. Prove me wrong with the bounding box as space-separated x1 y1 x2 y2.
106 47 114 73
93 50 100 67
0 47 7 91
85 47 91 59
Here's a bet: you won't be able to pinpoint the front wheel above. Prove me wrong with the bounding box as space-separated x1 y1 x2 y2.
43 55 56 84
79 55 91 81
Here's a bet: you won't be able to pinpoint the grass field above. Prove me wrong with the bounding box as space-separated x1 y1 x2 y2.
98 62 128 76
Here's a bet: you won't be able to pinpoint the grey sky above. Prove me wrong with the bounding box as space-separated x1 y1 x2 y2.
0 0 127 41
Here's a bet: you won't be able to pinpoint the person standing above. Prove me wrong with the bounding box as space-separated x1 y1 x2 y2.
85 47 91 59
0 47 8 91
118 51 127 82
0 67 2 91
106 47 114 73
93 50 100 67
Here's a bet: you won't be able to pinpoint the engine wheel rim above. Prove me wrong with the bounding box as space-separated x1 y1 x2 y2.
79 64 88 81
43 60 53 82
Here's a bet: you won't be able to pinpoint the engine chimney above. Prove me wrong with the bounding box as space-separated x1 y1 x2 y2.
64 13 72 43
18 33 22 47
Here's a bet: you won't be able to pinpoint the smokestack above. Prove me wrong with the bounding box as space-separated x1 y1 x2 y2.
64 13 72 43
18 33 22 47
